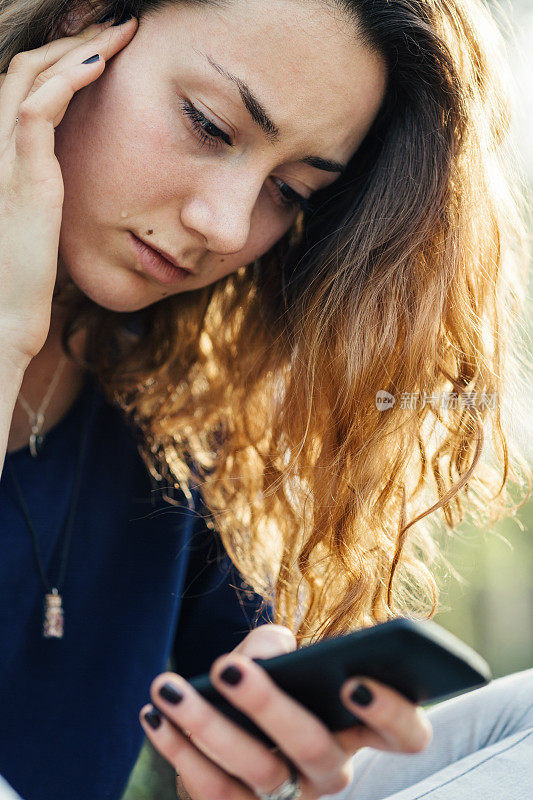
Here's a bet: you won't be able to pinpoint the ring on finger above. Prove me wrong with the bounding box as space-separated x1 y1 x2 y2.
254 763 302 800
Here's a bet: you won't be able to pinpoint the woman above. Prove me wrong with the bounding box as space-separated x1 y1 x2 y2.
0 1 531 800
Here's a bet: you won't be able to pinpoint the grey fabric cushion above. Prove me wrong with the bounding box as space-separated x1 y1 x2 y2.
0 775 23 800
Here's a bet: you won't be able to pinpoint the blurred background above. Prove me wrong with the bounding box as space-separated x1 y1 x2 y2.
122 1 533 796
436 0 533 679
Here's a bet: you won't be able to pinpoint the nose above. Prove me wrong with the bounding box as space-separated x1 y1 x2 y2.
179 170 260 255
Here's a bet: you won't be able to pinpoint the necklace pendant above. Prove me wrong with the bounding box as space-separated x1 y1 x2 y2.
43 590 64 638
29 431 45 458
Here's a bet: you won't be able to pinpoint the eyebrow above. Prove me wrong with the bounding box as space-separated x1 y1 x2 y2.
201 53 347 175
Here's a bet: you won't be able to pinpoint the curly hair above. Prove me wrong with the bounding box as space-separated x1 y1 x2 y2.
2 0 531 644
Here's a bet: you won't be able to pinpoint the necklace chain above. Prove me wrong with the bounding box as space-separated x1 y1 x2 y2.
17 354 68 429
6 353 94 638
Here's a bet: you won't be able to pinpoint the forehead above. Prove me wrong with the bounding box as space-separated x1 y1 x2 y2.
150 0 387 164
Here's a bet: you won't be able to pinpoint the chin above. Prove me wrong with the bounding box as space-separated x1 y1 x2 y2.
60 248 159 314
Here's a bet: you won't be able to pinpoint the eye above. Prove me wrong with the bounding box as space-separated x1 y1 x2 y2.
180 99 314 214
180 99 232 148
270 178 314 214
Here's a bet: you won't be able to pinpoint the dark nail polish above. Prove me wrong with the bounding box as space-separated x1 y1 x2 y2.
95 10 115 23
159 682 184 704
112 13 133 25
82 53 100 64
144 708 162 729
220 665 242 686
350 683 373 706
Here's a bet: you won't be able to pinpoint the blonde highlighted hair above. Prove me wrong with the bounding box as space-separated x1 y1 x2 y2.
2 0 531 643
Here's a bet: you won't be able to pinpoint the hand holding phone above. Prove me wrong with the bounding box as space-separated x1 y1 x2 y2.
188 617 491 748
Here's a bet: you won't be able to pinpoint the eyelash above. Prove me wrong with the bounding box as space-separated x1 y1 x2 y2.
180 99 314 214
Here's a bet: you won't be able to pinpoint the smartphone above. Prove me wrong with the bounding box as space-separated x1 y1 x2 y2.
188 617 492 748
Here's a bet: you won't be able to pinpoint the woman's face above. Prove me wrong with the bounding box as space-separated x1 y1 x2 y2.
54 0 387 311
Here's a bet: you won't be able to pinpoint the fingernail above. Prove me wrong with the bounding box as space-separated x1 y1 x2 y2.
82 53 100 64
144 708 162 729
220 664 242 686
112 13 133 25
350 682 373 706
159 682 184 704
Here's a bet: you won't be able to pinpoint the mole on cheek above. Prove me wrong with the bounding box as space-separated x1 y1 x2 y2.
145 229 153 235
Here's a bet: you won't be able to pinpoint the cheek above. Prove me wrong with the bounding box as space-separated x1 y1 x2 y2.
200 210 295 286
251 203 297 259
55 62 178 221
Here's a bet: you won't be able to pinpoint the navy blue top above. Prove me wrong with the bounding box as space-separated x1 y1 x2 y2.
0 371 272 800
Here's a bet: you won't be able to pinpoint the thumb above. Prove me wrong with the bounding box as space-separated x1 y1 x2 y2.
233 624 297 660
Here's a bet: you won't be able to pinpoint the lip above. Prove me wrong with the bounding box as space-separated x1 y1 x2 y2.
129 233 193 285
